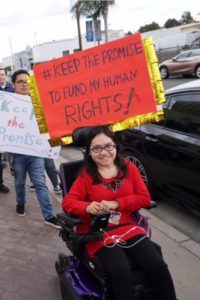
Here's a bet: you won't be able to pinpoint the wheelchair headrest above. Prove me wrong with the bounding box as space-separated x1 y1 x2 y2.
72 126 94 148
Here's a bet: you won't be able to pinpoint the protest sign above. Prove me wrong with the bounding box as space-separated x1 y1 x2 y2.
0 91 61 158
30 33 164 144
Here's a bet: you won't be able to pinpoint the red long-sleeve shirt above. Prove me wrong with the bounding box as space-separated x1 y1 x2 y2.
62 160 151 256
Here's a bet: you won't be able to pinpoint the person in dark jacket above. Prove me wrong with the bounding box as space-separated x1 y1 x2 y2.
0 68 14 92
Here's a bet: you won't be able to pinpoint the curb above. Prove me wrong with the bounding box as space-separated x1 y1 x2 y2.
143 209 200 259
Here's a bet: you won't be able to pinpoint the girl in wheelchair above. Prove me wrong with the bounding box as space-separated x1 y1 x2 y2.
62 125 177 300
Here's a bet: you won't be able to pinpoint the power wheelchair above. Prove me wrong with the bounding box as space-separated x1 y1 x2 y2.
55 127 161 300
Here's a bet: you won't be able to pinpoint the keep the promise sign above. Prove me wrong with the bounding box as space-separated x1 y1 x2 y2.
0 91 60 158
30 33 164 142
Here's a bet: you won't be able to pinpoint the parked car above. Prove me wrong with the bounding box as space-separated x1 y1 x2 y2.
159 49 200 79
116 80 200 216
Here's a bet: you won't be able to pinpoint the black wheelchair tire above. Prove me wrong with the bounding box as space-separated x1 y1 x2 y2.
56 256 102 300
124 150 155 198
60 275 103 300
59 272 86 300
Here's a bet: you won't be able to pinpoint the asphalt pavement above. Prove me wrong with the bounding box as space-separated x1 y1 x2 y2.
0 151 200 300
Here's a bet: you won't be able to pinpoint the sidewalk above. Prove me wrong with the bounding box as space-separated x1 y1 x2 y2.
143 210 200 300
0 162 65 300
0 154 200 300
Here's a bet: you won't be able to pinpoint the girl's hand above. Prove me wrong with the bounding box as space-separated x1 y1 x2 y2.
86 201 104 215
100 200 119 211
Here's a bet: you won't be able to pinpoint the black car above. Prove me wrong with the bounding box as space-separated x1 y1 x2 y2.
116 80 200 216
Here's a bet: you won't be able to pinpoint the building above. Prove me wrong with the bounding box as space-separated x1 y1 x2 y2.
2 46 33 72
2 22 200 70
141 22 200 62
32 29 124 64
1 29 124 71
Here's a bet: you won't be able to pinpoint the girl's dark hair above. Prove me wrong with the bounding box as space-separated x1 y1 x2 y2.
84 125 128 183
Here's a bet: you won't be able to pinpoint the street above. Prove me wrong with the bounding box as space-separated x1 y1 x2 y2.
163 76 198 90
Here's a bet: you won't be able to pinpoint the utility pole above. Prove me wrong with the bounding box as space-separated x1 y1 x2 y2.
9 36 15 72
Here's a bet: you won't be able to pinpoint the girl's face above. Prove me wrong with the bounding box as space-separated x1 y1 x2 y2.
89 133 117 167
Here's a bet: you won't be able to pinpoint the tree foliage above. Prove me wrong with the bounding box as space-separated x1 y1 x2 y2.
138 22 160 33
180 11 194 24
70 3 195 44
164 18 180 28
82 0 115 42
138 11 195 33
70 0 115 43
125 31 133 36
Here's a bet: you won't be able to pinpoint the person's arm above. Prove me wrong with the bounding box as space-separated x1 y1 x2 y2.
117 162 151 212
62 173 89 217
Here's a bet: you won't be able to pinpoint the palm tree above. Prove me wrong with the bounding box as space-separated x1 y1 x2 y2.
70 0 115 48
98 0 115 42
83 2 102 45
70 0 86 51
84 0 115 43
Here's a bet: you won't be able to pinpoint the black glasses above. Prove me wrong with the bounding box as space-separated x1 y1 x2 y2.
90 144 116 153
15 80 27 85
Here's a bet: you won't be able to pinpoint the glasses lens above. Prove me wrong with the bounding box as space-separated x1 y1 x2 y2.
91 145 116 153
105 145 115 151
16 80 27 85
91 146 102 153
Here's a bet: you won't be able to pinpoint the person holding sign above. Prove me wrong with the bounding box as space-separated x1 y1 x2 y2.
11 69 61 229
62 125 177 300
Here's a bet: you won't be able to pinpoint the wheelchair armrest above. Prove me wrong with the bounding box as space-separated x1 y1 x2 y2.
146 200 157 209
57 212 82 228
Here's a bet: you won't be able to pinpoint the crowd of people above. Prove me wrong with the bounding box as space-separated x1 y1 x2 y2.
0 67 61 229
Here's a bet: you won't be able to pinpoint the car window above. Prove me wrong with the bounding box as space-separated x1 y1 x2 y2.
164 94 200 136
176 52 190 60
189 50 200 57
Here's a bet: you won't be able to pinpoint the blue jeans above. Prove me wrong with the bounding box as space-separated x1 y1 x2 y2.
45 158 59 188
14 154 55 220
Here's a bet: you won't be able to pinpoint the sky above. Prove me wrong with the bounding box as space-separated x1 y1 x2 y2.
0 0 200 62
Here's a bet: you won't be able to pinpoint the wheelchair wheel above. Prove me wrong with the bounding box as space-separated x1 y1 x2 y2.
56 254 104 300
59 272 86 300
55 255 87 300
59 270 104 300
